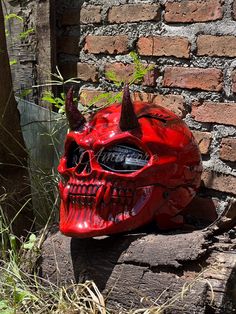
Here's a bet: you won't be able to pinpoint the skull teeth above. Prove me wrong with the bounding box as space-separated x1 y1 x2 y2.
68 194 133 208
68 183 135 200
66 181 140 223
65 185 153 227
68 197 134 224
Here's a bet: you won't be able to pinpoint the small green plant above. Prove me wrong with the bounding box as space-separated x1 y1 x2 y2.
85 90 124 110
9 59 17 65
4 11 34 41
34 65 81 89
18 88 32 99
4 12 23 39
130 51 155 83
34 66 81 113
106 51 155 87
42 91 66 113
5 13 23 22
87 51 155 109
35 52 155 115
19 28 34 40
42 91 79 114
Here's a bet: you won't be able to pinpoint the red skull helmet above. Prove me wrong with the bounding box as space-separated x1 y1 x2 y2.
58 86 202 238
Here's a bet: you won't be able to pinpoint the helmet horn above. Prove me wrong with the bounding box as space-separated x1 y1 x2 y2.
65 87 86 130
119 84 139 131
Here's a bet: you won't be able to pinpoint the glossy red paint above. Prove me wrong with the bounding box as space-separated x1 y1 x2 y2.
58 87 202 238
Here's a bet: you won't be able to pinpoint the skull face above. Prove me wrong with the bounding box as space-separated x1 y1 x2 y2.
58 86 202 238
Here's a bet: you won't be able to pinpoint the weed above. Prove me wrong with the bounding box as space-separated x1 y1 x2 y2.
33 66 81 90
19 28 34 40
35 51 155 115
86 51 155 109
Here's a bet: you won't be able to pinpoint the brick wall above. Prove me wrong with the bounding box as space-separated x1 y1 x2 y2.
57 0 236 219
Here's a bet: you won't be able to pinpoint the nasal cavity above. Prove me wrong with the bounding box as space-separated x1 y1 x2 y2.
76 151 91 174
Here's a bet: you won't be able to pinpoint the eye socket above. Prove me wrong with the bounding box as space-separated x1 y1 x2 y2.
66 142 85 168
97 143 149 173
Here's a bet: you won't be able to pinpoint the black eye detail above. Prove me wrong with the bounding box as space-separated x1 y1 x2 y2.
97 143 149 173
66 142 85 168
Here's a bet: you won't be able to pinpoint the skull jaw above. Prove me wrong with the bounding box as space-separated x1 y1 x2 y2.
59 183 198 238
59 209 153 238
59 186 160 238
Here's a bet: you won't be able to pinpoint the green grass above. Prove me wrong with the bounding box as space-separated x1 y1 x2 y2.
0 192 109 314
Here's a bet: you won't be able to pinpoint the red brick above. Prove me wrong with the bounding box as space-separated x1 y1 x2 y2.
84 35 129 55
202 171 236 195
58 62 77 80
220 138 236 162
57 37 79 55
192 102 236 126
108 4 161 23
133 92 186 118
163 67 223 91
77 63 98 82
192 131 212 155
80 6 102 24
165 0 223 23
183 196 218 222
137 36 190 59
105 62 157 86
143 70 158 88
232 70 236 93
197 35 236 57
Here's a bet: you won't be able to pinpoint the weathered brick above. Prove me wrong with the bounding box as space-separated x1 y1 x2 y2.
84 35 129 55
105 63 139 84
57 37 79 55
142 69 157 87
137 36 190 59
77 63 98 82
165 0 223 23
184 196 218 222
80 6 102 24
197 35 236 57
105 62 157 86
133 92 185 118
202 171 236 195
192 102 236 126
58 62 77 80
108 4 161 23
232 70 236 93
62 6 102 25
220 138 236 162
192 131 212 155
163 67 223 91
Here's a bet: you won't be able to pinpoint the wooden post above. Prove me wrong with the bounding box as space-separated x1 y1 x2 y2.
0 0 34 236
35 0 56 104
